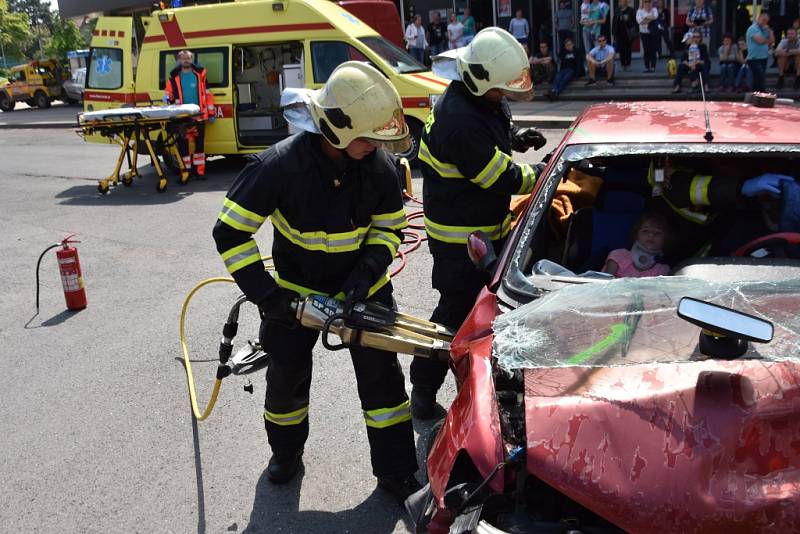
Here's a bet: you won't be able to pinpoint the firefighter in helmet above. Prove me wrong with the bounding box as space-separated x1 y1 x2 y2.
163 50 216 179
411 27 548 419
212 62 421 502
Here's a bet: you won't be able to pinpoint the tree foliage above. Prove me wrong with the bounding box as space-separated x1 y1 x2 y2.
46 17 86 63
8 0 52 30
0 5 32 64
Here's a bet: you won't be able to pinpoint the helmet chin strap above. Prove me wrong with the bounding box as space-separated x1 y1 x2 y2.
631 241 662 271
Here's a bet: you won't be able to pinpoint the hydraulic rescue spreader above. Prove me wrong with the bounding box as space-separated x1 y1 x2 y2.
180 279 454 422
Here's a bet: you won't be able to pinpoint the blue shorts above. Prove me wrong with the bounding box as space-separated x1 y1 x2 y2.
516 37 529 46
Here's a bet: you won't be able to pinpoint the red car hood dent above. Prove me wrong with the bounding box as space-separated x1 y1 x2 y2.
451 288 498 363
524 360 800 533
428 335 506 507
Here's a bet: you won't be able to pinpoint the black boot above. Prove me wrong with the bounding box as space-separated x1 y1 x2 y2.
378 474 423 506
267 449 303 484
411 386 437 420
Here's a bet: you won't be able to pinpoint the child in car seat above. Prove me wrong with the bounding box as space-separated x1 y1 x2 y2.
603 211 672 277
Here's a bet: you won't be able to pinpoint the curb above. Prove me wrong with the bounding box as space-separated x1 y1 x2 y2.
0 122 76 130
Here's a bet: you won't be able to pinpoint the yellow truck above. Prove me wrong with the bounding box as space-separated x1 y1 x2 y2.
84 0 448 160
0 59 71 111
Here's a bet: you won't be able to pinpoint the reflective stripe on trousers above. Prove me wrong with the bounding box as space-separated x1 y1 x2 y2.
264 405 309 426
363 400 412 429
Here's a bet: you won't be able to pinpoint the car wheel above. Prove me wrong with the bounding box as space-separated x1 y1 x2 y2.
34 91 50 109
0 94 14 112
62 95 78 106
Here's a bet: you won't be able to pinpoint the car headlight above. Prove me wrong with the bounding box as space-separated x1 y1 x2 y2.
429 94 440 108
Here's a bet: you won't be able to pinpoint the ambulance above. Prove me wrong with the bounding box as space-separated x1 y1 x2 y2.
84 0 448 161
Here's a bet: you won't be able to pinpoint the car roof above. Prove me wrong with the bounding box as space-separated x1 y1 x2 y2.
565 101 800 146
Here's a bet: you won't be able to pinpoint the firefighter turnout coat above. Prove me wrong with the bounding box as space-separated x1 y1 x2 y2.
420 80 539 255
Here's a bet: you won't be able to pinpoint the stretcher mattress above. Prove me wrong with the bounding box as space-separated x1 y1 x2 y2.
79 104 201 124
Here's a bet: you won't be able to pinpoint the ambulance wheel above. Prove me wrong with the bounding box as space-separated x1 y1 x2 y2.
0 95 14 112
34 91 51 109
98 181 110 194
157 178 168 193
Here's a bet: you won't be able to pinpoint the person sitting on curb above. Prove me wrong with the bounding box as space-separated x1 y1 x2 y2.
775 27 800 90
734 35 752 92
530 41 557 84
585 34 616 85
548 37 583 99
672 31 709 93
718 33 740 92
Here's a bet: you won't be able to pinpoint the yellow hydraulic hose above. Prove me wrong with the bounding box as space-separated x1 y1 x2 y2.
179 258 273 421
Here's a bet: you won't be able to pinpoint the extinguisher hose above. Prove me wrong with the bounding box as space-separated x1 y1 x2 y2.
35 243 61 314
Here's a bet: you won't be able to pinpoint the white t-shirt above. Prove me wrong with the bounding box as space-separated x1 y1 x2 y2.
448 22 465 47
636 7 658 33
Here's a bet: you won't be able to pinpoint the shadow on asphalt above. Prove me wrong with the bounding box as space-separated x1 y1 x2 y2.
242 467 414 534
54 157 245 206
24 308 83 329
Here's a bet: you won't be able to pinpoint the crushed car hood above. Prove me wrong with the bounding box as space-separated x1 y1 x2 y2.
493 276 800 532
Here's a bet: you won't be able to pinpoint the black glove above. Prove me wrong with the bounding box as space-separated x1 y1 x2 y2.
340 262 375 314
511 128 547 153
258 286 298 328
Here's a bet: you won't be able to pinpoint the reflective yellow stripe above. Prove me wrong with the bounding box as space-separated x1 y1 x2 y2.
648 162 710 225
264 406 309 426
270 209 368 253
371 209 409 230
517 163 537 194
472 147 511 189
690 175 712 206
221 240 261 274
218 198 266 233
275 271 392 299
424 214 512 244
366 229 402 257
418 139 464 179
364 400 412 429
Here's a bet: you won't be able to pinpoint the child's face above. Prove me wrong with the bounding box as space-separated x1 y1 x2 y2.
637 221 666 251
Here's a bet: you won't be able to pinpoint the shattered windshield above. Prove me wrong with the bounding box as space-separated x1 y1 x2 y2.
493 275 800 370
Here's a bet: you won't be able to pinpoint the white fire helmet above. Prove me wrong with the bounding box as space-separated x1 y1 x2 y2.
307 61 411 152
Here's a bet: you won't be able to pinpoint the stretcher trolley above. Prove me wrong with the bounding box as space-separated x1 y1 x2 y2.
77 104 201 194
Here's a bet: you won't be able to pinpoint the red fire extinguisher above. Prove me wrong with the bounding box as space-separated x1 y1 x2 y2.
36 234 87 313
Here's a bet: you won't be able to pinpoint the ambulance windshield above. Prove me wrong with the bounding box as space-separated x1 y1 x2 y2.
359 36 427 74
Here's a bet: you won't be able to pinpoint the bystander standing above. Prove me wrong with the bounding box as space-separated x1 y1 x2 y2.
509 9 531 48
615 0 637 71
460 8 476 45
637 0 660 72
556 1 575 52
428 11 448 57
746 12 775 92
686 0 714 48
405 15 428 64
447 13 465 50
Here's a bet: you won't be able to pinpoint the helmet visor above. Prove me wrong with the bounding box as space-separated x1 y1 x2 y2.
503 67 533 92
363 108 412 155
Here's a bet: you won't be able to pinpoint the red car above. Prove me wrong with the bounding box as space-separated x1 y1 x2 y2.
407 101 800 534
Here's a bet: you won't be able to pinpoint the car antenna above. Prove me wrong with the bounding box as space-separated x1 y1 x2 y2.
698 72 714 142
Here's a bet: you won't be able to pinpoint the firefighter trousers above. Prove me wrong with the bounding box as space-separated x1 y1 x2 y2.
260 298 418 479
176 121 206 175
410 251 489 391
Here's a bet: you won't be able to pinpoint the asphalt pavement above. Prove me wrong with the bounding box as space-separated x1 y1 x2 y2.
0 129 563 533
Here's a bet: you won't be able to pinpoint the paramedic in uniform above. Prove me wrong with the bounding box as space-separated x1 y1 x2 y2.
212 62 421 503
411 27 547 418
163 50 216 178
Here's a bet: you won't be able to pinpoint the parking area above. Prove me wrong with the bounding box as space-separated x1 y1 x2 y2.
0 128 563 533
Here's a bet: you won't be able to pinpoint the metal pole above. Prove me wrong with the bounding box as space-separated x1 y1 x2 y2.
0 32 7 69
493 0 497 27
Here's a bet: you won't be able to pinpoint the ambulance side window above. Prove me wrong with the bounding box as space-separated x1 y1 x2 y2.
310 41 368 83
158 48 229 89
87 47 123 90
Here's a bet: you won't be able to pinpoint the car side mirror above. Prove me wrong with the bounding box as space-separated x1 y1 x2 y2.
677 297 774 359
467 231 497 273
